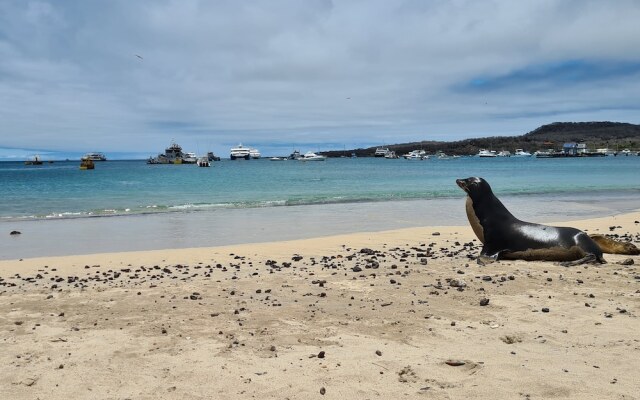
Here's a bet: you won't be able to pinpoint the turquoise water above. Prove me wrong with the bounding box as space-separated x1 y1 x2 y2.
1 156 639 221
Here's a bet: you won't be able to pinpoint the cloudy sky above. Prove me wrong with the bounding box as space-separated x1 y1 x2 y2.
1 0 640 159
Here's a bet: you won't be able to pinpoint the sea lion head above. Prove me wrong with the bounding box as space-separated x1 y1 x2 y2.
456 177 493 202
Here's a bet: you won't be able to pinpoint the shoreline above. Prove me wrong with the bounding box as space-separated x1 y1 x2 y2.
1 210 639 399
2 192 639 260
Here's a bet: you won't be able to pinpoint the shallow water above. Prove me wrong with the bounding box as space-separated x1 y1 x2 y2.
1 156 639 258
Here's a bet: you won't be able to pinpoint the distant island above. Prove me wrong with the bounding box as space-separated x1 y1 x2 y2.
324 121 640 157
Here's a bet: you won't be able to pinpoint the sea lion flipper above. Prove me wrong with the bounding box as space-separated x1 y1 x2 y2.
558 253 599 267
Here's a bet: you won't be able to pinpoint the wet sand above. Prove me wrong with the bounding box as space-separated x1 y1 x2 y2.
1 211 639 399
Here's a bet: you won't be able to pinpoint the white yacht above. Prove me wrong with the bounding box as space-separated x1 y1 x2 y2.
403 150 427 160
384 151 398 159
478 149 497 157
182 152 197 164
249 148 261 159
230 144 252 160
496 150 511 157
299 151 327 161
513 149 532 157
374 147 390 157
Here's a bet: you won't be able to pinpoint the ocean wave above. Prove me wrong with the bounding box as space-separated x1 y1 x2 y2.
2 186 638 222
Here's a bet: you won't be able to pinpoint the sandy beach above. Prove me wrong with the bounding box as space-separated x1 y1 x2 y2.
1 211 639 399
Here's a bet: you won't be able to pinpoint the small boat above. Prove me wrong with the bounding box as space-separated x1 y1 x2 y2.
374 147 390 157
289 150 301 160
496 150 511 157
207 152 221 161
478 149 497 157
514 149 532 157
270 157 287 161
250 148 261 159
620 149 632 156
299 151 327 161
182 152 197 164
435 151 450 160
25 155 44 165
80 158 95 170
403 150 427 160
384 151 398 159
83 152 107 161
196 157 210 167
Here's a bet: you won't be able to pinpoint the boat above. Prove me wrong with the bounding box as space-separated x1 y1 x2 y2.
435 151 450 160
79 157 95 170
196 157 210 167
270 157 287 161
147 141 186 164
289 150 301 160
230 144 251 160
250 148 261 159
620 149 632 156
384 151 398 159
182 152 197 164
477 149 497 157
374 147 390 157
496 150 511 157
83 152 107 161
299 151 327 161
513 149 532 157
207 152 221 161
25 155 44 165
403 150 427 160
596 148 615 156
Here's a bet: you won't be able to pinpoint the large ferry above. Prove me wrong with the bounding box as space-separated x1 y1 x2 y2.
230 144 260 160
83 152 107 161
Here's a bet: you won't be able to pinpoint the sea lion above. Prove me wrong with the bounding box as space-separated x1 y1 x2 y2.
456 177 606 266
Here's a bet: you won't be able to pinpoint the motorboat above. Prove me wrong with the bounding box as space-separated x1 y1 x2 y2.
289 150 301 160
25 155 44 165
270 157 287 161
384 151 398 159
478 149 497 157
196 157 210 167
496 150 511 157
620 149 632 156
79 157 95 170
230 144 251 160
249 148 261 159
435 151 450 160
207 152 221 161
299 151 327 161
83 152 107 161
513 149 532 157
403 150 427 160
374 147 390 157
182 152 197 164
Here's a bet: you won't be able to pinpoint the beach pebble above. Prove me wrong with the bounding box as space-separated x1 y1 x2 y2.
479 298 490 306
376 350 382 356
318 351 325 359
616 258 634 265
320 387 326 395
352 266 362 272
445 359 465 366
542 308 550 313
432 232 441 236
10 230 21 235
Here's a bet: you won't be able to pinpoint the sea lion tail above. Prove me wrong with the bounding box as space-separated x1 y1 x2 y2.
589 234 640 255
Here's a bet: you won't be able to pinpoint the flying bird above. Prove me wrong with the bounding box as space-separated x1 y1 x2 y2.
135 54 143 60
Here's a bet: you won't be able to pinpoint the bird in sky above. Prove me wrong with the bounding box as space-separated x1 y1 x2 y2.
135 54 143 60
